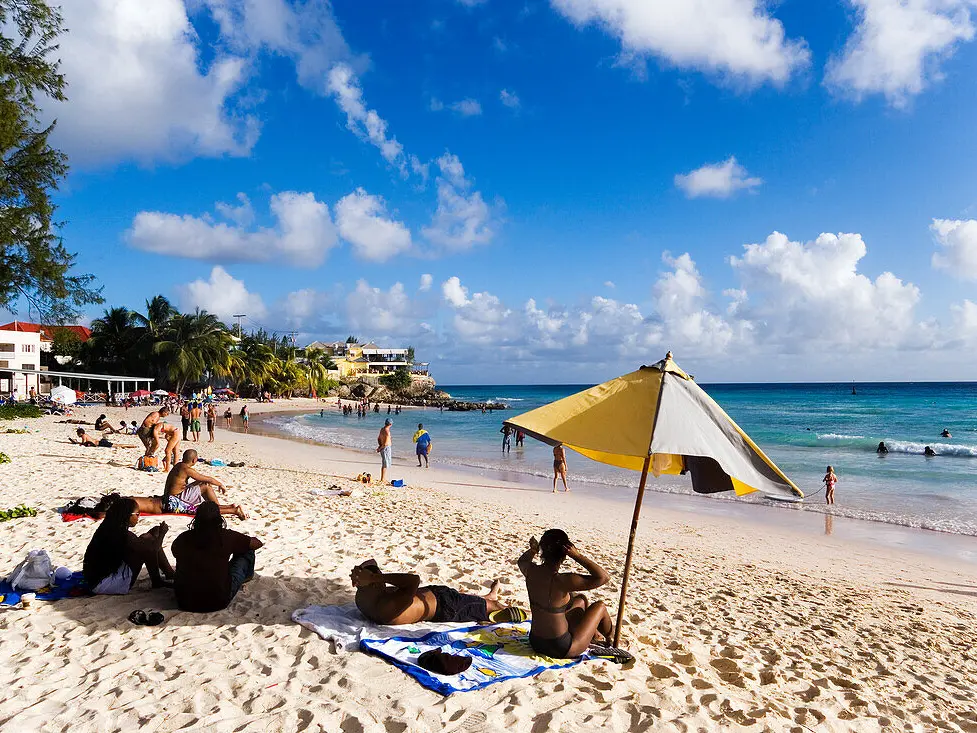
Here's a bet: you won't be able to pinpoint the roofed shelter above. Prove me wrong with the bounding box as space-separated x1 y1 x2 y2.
0 367 154 402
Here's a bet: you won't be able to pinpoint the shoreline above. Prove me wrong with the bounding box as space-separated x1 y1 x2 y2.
1 399 975 730
247 404 977 565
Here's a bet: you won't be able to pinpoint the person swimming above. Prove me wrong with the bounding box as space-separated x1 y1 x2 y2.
877 441 888 454
924 446 937 457
941 428 951 438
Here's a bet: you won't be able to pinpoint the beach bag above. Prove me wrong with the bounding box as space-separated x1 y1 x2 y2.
136 455 158 471
7 550 53 591
98 438 113 448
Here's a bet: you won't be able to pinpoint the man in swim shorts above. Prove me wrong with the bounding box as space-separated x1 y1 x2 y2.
137 407 170 457
413 423 432 467
350 559 524 625
377 418 393 484
164 449 246 519
190 403 202 442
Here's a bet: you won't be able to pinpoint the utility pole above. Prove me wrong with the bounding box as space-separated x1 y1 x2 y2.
233 314 246 338
288 330 299 360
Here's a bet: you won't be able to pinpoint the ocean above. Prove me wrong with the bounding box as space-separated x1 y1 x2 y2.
264 382 977 537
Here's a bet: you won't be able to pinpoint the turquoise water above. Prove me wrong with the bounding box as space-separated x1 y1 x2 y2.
266 382 977 536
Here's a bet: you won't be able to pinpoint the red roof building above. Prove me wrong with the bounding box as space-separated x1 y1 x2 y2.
0 322 91 343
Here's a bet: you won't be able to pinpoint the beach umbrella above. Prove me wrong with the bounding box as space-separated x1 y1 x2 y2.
131 389 151 397
503 353 803 647
50 385 77 405
152 389 169 396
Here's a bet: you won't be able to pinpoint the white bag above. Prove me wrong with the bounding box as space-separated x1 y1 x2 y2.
7 549 53 591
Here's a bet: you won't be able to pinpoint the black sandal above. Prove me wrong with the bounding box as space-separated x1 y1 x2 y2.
588 643 636 667
128 609 164 626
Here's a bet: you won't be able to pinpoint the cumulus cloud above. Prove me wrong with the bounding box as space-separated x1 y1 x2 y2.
423 154 497 250
327 64 408 173
674 157 762 199
931 219 977 280
128 191 338 267
419 274 434 292
215 193 255 227
450 98 483 116
729 231 921 348
550 0 810 85
51 0 257 166
441 277 512 344
346 280 432 336
335 189 413 262
826 0 976 107
500 89 521 108
178 266 268 319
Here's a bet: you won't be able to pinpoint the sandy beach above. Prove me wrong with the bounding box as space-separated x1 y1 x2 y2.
1 399 976 732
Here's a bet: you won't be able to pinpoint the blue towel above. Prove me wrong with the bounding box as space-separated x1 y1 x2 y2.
360 621 588 695
0 571 91 606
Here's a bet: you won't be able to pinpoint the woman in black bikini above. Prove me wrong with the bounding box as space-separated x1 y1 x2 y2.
518 528 613 658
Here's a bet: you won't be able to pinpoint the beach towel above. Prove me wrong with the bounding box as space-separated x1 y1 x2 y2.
291 603 469 653
60 512 193 522
360 621 588 695
0 571 90 606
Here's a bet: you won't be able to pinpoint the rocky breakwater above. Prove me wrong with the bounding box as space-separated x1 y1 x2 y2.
327 375 506 410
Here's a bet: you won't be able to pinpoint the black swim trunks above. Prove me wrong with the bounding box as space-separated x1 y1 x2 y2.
423 585 488 623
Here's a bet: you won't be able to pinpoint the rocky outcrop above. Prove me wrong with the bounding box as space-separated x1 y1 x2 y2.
326 375 506 410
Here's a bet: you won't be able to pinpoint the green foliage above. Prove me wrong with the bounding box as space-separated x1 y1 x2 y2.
49 327 81 359
0 403 43 419
153 310 234 394
380 367 411 391
0 452 9 463
0 0 102 320
0 504 36 519
345 335 359 344
406 345 415 365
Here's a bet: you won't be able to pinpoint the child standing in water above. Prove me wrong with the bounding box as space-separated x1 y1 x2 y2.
823 466 838 505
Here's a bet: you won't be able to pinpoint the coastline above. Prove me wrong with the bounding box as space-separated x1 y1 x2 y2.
248 404 977 565
1 399 976 731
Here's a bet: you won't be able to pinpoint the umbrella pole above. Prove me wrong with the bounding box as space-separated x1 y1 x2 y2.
613 454 651 648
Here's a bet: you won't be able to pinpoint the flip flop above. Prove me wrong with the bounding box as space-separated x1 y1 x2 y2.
588 643 636 668
488 606 529 623
128 609 164 626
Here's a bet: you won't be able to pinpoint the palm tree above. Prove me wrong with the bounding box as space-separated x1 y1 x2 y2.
303 347 337 397
231 334 275 396
154 310 233 394
134 295 177 380
84 307 141 371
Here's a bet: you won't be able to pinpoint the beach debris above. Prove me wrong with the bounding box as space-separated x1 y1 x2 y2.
0 452 10 464
0 505 37 522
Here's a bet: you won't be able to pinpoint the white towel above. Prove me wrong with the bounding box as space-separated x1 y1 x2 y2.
291 603 467 653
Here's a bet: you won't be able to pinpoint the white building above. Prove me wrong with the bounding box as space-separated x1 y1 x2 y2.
0 330 43 399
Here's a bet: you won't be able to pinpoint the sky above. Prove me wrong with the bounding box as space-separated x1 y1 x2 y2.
6 0 977 384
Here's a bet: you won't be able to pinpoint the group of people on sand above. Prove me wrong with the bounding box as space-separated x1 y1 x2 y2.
351 528 614 660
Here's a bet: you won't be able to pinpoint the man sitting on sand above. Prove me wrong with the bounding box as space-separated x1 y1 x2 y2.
137 406 169 457
350 559 525 625
164 449 246 519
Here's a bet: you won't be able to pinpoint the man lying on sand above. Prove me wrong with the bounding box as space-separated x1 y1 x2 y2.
137 406 169 457
70 428 102 447
164 449 247 519
350 559 526 625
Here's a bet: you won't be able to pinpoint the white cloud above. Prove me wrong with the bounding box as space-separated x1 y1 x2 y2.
550 0 810 85
604 280 616 289
178 266 267 320
419 274 434 292
327 63 407 173
651 253 738 354
950 299 977 341
826 0 976 107
931 219 977 280
214 193 255 227
500 89 521 108
335 188 413 262
729 231 921 348
441 277 512 344
345 280 431 336
674 157 762 199
128 191 338 267
423 154 497 250
429 97 445 112
51 0 257 166
281 288 332 328
450 98 483 116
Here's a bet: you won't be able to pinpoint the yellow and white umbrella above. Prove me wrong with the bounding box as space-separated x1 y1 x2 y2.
504 353 802 646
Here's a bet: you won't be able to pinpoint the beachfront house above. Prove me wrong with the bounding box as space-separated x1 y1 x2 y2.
312 340 415 379
0 328 43 399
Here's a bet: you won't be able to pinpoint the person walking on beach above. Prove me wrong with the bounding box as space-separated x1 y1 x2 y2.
377 418 393 484
172 501 262 612
413 423 432 468
501 424 513 454
223 407 232 428
180 404 191 441
518 529 613 659
823 465 837 505
240 404 249 433
206 404 217 443
553 444 569 493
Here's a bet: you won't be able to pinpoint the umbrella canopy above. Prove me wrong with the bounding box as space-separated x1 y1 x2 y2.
131 389 151 397
504 353 802 647
50 385 77 405
152 389 169 396
215 388 236 394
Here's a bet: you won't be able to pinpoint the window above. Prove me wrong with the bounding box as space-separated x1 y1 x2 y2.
22 363 35 371
22 344 36 353
0 343 13 353
0 360 8 368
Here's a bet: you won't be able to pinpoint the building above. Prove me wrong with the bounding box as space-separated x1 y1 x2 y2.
0 321 92 353
0 329 44 398
312 340 414 379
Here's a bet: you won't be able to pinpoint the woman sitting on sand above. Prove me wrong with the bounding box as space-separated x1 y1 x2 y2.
83 497 174 594
518 529 613 659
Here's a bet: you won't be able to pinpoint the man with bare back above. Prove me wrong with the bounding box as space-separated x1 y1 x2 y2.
137 406 170 457
164 449 246 519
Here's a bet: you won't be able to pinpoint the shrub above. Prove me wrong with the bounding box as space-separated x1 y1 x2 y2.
379 368 411 391
0 404 44 420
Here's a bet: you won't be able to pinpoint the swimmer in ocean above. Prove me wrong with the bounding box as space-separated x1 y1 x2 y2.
877 441 888 454
941 428 951 438
924 446 937 457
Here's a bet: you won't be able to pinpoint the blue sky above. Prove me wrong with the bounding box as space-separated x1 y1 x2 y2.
7 0 977 383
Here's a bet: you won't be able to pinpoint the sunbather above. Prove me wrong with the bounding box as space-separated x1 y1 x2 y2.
70 428 101 447
518 529 613 659
83 497 173 593
164 449 246 519
350 560 524 625
172 501 262 612
94 414 118 434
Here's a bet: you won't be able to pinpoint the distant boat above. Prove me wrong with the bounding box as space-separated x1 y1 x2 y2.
851 381 857 395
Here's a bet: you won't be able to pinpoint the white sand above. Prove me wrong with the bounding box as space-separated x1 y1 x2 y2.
1 399 976 732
